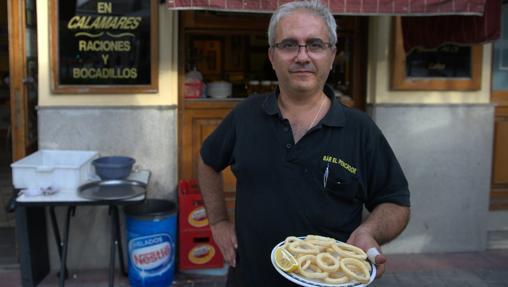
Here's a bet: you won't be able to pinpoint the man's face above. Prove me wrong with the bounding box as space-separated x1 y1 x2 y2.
269 9 336 95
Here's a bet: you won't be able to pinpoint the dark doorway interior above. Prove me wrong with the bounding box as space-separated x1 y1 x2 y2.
0 104 16 269
0 0 17 268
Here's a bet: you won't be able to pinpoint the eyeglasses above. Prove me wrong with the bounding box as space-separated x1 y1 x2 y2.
272 39 334 56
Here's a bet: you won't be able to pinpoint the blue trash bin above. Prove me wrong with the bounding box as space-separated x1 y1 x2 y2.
124 199 177 287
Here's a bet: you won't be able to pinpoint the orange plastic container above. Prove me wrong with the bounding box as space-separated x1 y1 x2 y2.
178 179 224 270
178 229 224 270
178 179 210 231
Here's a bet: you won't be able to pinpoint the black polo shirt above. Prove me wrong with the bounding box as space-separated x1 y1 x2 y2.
200 86 410 287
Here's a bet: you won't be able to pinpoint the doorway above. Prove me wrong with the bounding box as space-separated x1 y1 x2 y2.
0 0 39 267
0 0 15 267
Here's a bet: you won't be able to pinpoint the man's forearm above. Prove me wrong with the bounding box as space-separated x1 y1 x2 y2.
357 203 410 245
198 156 229 225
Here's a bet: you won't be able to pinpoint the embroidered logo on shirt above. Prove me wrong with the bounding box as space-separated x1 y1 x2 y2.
322 155 357 175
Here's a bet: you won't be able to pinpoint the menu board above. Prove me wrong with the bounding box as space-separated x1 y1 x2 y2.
405 45 472 78
52 0 157 93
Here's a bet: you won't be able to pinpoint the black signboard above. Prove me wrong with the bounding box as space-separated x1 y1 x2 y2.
405 45 472 78
51 0 158 93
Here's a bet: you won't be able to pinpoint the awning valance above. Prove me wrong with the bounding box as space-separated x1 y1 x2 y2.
402 0 500 51
166 0 487 16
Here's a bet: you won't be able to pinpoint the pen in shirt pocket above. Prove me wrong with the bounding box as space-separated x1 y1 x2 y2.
323 163 329 188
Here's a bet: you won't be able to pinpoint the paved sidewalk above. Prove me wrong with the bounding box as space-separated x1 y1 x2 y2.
1 250 507 286
374 250 508 287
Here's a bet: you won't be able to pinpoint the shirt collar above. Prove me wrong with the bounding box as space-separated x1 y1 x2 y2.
262 85 346 127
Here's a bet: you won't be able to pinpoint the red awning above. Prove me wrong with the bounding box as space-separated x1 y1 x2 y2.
402 0 500 51
166 0 487 16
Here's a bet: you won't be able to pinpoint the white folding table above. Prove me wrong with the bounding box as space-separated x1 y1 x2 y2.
14 170 150 287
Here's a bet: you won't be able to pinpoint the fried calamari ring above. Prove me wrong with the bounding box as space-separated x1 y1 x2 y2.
285 236 302 245
306 235 335 243
347 262 372 275
298 263 329 279
364 260 372 272
315 253 340 273
279 236 372 285
282 236 302 249
288 241 319 255
348 259 372 273
305 242 328 252
297 254 315 271
340 257 370 284
296 255 328 279
325 247 341 259
305 235 335 247
323 271 349 284
332 242 368 260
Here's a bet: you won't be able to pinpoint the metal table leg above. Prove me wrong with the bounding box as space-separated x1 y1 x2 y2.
15 205 50 287
49 207 68 280
59 206 75 287
108 206 117 287
113 205 128 276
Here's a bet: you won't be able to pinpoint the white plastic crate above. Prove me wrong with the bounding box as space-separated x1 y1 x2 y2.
11 150 99 190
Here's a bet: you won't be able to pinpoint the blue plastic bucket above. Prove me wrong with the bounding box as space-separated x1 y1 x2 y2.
124 199 177 287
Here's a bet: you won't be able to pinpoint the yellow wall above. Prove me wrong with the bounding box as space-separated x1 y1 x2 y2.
367 17 492 104
37 2 178 106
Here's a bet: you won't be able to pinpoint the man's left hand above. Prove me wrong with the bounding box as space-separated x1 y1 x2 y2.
346 229 386 278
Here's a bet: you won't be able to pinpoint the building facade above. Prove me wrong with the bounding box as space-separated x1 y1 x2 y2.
3 0 507 271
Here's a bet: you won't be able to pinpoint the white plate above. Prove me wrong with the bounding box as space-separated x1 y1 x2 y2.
271 236 376 287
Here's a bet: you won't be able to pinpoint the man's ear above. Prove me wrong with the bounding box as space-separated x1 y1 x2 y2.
330 47 337 70
268 47 275 69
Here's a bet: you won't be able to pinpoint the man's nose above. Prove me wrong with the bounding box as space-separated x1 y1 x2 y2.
295 45 310 62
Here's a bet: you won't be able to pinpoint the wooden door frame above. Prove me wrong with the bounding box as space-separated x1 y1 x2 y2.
7 0 34 161
490 106 508 210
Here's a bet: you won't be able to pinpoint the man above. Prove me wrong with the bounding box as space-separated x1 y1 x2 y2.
198 1 410 286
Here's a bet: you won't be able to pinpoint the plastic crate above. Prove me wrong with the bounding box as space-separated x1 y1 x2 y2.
178 229 224 270
11 149 99 190
178 179 210 231
177 179 224 270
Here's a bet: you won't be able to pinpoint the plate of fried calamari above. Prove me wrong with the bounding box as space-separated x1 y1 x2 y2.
271 235 376 287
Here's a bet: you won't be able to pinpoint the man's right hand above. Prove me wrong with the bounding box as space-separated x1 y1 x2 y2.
210 220 238 267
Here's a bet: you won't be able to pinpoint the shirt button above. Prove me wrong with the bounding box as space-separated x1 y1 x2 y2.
286 143 292 149
304 168 308 173
283 127 289 132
